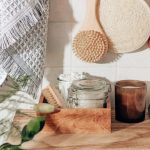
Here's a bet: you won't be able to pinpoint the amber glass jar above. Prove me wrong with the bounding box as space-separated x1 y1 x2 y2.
115 80 147 123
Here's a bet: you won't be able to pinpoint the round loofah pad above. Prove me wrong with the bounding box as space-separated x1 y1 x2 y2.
100 0 150 53
72 30 108 63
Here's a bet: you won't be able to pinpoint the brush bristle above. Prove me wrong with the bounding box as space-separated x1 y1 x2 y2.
72 30 108 63
42 88 60 108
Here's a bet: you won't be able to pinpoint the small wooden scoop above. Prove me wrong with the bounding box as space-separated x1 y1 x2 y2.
72 0 108 63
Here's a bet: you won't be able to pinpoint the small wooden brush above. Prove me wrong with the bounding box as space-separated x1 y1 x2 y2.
72 0 108 63
42 85 67 108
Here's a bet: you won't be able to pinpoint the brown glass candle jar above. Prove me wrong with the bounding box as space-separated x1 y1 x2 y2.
115 80 147 123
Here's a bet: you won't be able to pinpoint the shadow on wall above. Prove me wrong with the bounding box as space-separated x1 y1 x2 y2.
44 0 75 85
145 0 150 5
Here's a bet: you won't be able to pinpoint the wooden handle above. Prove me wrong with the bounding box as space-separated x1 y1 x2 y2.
81 0 102 32
87 0 97 18
86 0 98 20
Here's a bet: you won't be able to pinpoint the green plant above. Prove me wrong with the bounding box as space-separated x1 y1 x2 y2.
0 75 56 149
0 75 30 103
0 116 45 150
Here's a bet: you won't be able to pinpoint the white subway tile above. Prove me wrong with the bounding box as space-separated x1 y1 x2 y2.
43 67 71 85
69 0 86 22
116 67 150 81
71 23 81 39
117 46 150 67
71 51 118 68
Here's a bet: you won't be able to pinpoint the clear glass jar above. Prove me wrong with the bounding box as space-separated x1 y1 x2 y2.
67 78 111 108
57 73 87 103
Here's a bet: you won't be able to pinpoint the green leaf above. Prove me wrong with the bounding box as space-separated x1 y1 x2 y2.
0 143 23 150
16 75 30 88
21 116 45 142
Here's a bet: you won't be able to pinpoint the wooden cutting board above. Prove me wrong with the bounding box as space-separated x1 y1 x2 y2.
10 110 150 150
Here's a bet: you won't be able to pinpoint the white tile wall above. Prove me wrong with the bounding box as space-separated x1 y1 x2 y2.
117 46 150 67
116 67 150 81
45 0 150 106
43 67 71 85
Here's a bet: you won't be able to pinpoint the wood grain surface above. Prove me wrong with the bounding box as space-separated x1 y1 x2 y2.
44 108 111 134
11 110 150 150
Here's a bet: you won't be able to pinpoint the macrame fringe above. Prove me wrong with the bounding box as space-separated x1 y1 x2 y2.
0 0 48 97
0 0 48 50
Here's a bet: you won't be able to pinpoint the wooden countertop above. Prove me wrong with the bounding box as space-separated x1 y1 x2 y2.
11 110 150 150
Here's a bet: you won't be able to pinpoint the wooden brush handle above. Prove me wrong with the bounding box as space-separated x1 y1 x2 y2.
81 0 102 32
86 0 97 20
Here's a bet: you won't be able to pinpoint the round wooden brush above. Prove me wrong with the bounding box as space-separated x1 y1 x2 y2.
72 0 108 63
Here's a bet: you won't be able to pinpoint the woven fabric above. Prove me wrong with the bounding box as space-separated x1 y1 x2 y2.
0 0 48 49
0 0 49 97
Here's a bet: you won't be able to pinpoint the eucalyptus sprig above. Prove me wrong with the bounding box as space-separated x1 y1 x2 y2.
0 75 30 103
0 103 57 150
0 75 58 149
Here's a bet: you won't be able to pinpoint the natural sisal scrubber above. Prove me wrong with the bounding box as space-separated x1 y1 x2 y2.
72 0 108 63
42 85 67 108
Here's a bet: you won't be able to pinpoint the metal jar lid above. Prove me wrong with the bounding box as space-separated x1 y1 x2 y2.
71 79 107 91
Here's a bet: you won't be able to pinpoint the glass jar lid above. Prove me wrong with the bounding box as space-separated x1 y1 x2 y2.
71 79 107 91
